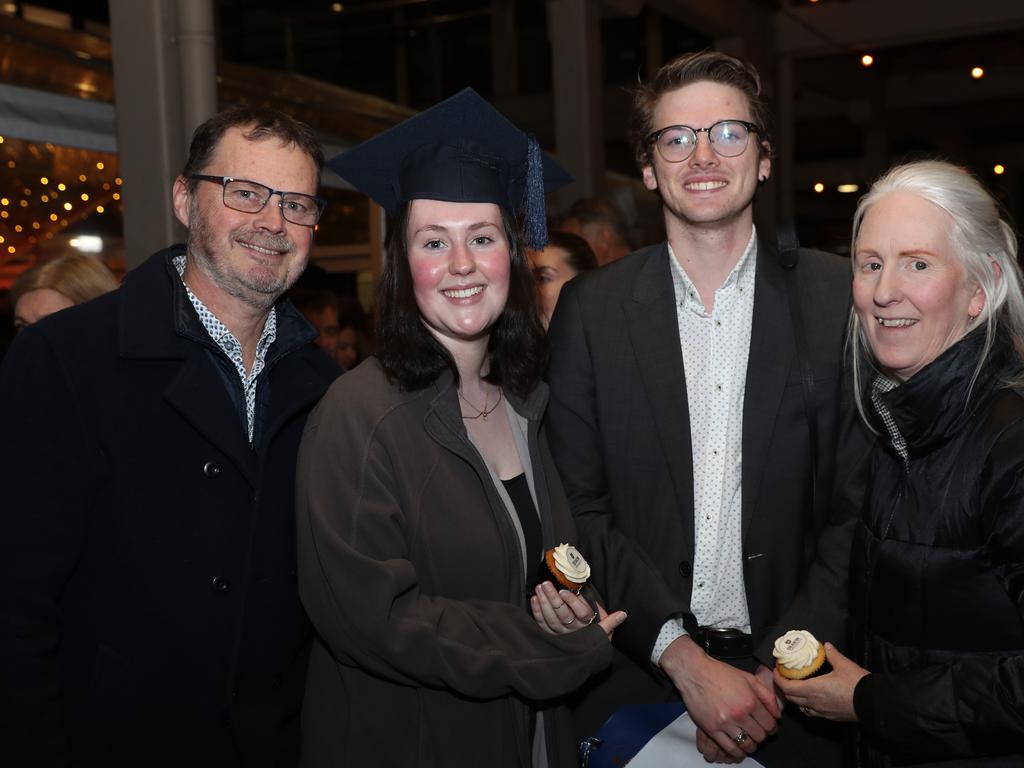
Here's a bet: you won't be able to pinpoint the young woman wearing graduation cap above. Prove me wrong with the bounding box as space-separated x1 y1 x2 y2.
294 89 631 767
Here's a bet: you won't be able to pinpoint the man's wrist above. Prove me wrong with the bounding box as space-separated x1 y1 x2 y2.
658 633 708 679
651 617 688 666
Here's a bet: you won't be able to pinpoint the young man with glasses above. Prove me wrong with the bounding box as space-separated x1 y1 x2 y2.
0 107 339 767
547 51 858 765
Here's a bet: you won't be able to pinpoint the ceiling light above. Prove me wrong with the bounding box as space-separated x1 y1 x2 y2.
837 184 859 193
813 183 825 193
994 164 1005 175
860 54 874 67
69 235 103 253
971 67 984 79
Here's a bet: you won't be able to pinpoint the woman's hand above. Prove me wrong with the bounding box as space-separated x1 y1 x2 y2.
531 581 626 638
773 642 868 722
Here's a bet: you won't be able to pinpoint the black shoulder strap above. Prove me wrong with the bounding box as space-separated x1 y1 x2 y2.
778 222 821 553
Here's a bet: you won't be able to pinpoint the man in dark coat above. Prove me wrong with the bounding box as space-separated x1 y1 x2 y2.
0 106 339 767
546 51 861 765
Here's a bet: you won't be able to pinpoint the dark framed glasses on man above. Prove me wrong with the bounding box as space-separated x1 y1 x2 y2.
646 120 760 163
190 174 327 227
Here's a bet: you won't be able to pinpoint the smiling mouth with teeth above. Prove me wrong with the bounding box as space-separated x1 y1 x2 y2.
876 317 917 328
442 286 484 299
684 181 727 191
238 240 285 256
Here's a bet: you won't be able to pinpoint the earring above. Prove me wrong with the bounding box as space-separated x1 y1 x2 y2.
758 175 766 183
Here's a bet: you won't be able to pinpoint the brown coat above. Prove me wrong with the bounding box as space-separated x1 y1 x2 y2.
296 359 612 768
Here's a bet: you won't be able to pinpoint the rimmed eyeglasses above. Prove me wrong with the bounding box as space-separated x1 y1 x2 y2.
646 120 760 163
190 174 327 227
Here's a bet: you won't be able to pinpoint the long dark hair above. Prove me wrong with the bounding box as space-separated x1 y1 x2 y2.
375 202 548 399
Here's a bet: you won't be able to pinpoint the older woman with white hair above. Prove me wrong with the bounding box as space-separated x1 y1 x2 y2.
773 160 1024 767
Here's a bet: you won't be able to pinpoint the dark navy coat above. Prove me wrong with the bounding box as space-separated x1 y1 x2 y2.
0 248 339 767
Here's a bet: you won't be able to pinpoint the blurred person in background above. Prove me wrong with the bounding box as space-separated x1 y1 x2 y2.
10 253 119 330
557 197 633 266
293 288 343 362
292 289 367 370
529 230 597 328
335 294 368 371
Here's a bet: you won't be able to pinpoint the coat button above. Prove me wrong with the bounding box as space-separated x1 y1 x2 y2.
203 461 221 478
678 561 692 578
211 577 230 593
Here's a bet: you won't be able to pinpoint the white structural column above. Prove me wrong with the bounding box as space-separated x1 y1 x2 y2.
548 0 603 207
109 0 217 268
176 0 218 147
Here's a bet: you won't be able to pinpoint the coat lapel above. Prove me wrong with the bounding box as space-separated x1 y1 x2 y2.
163 351 259 485
117 249 258 486
623 245 695 556
742 240 795 541
263 353 333 446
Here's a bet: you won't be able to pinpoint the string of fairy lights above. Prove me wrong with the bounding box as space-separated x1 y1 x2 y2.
0 134 122 262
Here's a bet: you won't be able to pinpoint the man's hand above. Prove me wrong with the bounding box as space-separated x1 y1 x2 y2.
660 636 780 761
755 662 785 714
696 727 740 764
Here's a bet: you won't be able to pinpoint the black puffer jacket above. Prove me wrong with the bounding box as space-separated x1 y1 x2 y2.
850 329 1024 767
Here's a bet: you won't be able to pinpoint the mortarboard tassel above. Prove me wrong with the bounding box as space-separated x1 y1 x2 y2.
522 135 549 250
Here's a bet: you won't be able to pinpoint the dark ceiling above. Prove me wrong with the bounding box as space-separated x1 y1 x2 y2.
6 0 1024 254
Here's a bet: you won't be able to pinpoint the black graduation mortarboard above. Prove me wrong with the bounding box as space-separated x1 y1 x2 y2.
327 87 571 249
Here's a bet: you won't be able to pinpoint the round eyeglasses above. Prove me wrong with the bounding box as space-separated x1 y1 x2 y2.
190 174 326 227
646 120 760 163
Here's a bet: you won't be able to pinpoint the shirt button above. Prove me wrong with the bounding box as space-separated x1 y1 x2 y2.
203 461 221 478
211 577 230 593
678 561 692 578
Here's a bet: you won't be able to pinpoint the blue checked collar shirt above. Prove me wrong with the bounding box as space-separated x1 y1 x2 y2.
173 253 276 444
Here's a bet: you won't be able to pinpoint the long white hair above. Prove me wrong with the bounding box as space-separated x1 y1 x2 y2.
849 160 1024 422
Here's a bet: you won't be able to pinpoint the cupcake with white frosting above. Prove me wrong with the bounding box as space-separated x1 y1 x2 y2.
539 543 591 594
773 629 830 679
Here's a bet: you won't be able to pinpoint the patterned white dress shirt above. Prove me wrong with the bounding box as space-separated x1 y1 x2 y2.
652 228 758 664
